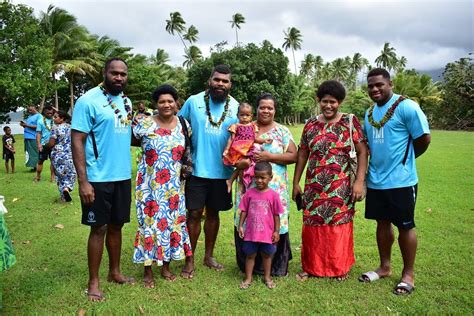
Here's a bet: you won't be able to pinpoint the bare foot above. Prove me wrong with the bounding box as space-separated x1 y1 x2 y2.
264 278 276 289
239 280 252 289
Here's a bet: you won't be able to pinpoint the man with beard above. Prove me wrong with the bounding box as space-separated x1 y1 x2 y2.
72 58 135 302
359 68 430 295
178 64 239 277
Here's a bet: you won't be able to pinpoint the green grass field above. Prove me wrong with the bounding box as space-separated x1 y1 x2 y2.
1 128 473 314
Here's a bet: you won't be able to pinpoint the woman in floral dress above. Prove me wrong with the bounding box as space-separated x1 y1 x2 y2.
47 111 76 202
234 93 298 276
132 85 193 287
293 80 368 281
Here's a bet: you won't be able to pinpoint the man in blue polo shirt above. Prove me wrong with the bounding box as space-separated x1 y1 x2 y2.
178 64 239 277
72 58 134 302
359 68 430 296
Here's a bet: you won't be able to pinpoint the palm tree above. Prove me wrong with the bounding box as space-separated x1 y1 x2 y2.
375 42 398 71
282 27 303 74
183 25 199 45
300 54 315 78
331 58 350 82
229 13 245 47
40 5 95 110
165 12 187 49
350 53 368 89
313 55 324 78
395 56 408 73
183 45 202 68
153 48 170 65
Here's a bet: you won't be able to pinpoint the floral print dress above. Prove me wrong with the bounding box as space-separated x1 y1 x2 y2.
132 116 192 266
50 123 76 197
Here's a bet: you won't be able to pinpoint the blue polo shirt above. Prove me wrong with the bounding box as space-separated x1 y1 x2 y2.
364 94 430 189
71 86 132 182
178 91 239 179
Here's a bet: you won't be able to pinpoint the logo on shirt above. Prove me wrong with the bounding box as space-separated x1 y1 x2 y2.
372 127 384 144
204 120 223 135
114 116 129 134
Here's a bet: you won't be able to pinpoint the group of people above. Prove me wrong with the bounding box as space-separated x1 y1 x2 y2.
70 58 430 302
2 105 77 202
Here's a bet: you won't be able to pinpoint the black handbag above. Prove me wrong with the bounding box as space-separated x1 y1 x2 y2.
178 115 193 179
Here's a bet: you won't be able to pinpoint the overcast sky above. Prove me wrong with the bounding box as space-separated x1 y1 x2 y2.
15 0 474 72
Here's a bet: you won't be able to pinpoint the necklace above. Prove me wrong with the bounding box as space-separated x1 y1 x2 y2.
204 92 230 128
43 116 52 131
99 83 132 125
368 96 405 129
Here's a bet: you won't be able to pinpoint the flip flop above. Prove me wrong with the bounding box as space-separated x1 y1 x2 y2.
143 279 155 289
358 271 381 282
84 289 105 302
239 281 251 289
63 190 72 202
264 280 276 289
203 257 224 271
393 281 415 295
107 275 136 285
296 271 310 282
180 269 195 279
161 273 177 282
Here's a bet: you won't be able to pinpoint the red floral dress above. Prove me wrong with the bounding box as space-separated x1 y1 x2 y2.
299 114 365 277
132 116 192 266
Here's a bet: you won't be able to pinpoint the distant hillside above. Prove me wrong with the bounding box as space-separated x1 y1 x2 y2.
418 68 444 82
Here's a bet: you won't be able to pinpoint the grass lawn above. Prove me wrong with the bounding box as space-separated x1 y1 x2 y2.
1 128 473 314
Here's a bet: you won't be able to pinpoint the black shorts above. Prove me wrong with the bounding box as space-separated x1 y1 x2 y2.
3 152 14 162
365 185 418 229
81 179 132 226
185 176 232 211
38 148 51 162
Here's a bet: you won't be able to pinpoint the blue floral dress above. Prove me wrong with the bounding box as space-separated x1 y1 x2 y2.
50 123 76 198
132 116 192 266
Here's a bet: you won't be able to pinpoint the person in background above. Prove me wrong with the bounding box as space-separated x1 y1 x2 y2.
19 105 41 171
34 106 55 182
46 110 76 202
359 68 430 296
2 126 16 174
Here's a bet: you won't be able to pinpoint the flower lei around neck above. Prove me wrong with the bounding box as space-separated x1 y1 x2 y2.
99 83 132 125
43 116 52 131
367 96 406 129
204 92 230 128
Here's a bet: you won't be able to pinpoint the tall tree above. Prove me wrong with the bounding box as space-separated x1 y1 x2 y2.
165 12 187 49
40 5 95 109
183 25 199 45
349 53 368 89
282 27 302 74
375 42 398 71
0 2 53 122
153 48 170 65
300 54 315 79
229 13 245 47
331 58 350 82
395 56 408 73
183 45 203 68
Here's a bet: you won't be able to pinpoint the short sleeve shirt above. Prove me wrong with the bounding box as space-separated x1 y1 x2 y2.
24 113 41 140
364 94 430 189
178 91 239 179
239 188 284 244
71 86 132 182
36 116 53 145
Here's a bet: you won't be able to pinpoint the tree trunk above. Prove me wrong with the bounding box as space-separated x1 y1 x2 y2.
69 79 74 113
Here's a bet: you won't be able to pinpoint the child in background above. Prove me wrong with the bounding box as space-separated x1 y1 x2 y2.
223 103 271 193
238 161 283 289
2 126 15 173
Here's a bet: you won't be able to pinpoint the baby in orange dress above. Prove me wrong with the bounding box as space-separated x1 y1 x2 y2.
223 103 271 193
